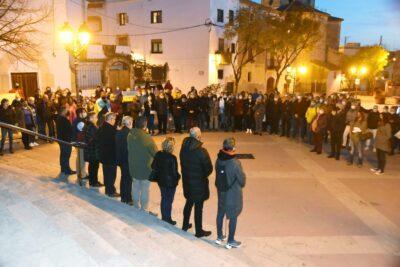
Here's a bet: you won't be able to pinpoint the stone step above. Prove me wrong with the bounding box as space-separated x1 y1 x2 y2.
0 164 248 266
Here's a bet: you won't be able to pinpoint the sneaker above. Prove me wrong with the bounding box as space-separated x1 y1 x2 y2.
249 129 253 134
370 168 379 172
375 170 384 175
215 236 227 246
33 142 39 146
29 143 34 147
226 240 242 249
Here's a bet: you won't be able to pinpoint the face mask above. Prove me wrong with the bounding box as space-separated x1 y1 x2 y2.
373 109 378 112
319 110 324 115
390 111 395 114
274 98 278 101
82 112 87 119
351 106 356 110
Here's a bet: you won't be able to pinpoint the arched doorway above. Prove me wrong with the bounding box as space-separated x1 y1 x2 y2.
109 61 130 90
267 77 275 92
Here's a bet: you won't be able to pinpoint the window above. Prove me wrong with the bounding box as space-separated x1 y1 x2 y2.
117 35 129 46
248 72 252 82
87 16 102 32
217 9 224 23
230 43 236 53
229 10 234 24
218 69 224 80
218 38 225 52
151 39 163 53
118 13 129 26
151 11 162 24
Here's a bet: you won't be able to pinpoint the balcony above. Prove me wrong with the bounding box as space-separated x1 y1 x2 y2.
215 51 232 65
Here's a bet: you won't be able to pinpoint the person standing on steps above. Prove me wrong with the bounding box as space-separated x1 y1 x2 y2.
56 107 76 176
180 127 213 238
0 99 16 155
151 137 180 225
84 112 103 187
127 116 158 212
116 116 134 205
96 112 119 197
215 138 246 249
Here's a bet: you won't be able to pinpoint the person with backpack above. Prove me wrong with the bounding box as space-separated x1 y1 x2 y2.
215 138 246 249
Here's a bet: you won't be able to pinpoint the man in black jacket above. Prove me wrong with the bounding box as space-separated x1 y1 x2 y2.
328 107 346 160
366 105 379 151
116 116 133 204
56 107 75 175
0 99 15 155
180 127 213 238
97 112 119 197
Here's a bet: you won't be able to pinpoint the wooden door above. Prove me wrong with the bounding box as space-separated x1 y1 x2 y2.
108 61 130 90
11 72 38 98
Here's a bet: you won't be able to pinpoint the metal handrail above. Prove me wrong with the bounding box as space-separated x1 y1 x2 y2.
0 121 87 186
0 121 86 148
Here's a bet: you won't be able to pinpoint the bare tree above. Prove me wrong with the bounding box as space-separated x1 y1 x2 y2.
0 0 49 61
265 11 321 91
225 7 271 93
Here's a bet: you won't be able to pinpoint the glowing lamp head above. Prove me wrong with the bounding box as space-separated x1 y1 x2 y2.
350 66 357 75
360 66 368 75
78 23 91 46
59 22 74 45
298 66 307 75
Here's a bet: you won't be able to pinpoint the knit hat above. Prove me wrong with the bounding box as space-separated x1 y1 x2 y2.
223 137 236 151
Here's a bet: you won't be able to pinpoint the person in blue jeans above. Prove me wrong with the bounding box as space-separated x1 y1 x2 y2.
0 99 16 155
151 137 180 225
215 138 246 249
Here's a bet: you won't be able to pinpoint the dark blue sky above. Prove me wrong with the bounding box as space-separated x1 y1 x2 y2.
254 0 400 50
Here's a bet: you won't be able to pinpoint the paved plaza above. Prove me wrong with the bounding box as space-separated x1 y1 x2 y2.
0 133 400 267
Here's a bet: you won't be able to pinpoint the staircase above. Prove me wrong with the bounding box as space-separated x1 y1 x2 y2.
0 163 248 266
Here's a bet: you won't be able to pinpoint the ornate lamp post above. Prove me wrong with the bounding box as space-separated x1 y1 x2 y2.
59 22 91 96
286 65 308 94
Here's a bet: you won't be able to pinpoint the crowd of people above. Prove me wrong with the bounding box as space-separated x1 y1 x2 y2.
1 80 400 248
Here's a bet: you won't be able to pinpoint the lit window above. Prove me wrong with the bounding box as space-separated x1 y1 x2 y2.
217 9 224 23
151 11 162 24
151 39 163 53
118 13 129 26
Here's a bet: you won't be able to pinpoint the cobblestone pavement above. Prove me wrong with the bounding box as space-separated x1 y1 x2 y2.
0 132 399 267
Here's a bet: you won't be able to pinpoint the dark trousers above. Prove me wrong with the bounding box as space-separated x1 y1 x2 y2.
88 160 99 185
271 117 279 134
217 209 238 243
103 164 117 195
120 164 132 203
173 115 182 133
183 199 204 234
313 132 324 153
186 114 197 129
59 143 72 173
330 133 343 159
157 114 168 133
234 115 243 131
376 149 387 172
159 186 176 221
281 116 291 137
1 128 13 152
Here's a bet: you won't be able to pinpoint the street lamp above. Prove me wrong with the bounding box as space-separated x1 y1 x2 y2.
348 66 368 93
59 22 91 95
286 66 308 94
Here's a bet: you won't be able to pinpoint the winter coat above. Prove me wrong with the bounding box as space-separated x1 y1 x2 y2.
375 123 392 152
329 111 346 136
253 103 265 119
180 137 213 202
156 97 168 115
367 111 379 129
84 121 98 162
127 128 158 180
345 109 358 125
215 150 246 219
0 106 16 124
350 119 368 145
56 116 72 142
312 113 328 133
234 99 244 116
305 107 317 124
151 151 181 188
115 126 130 167
96 122 116 165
